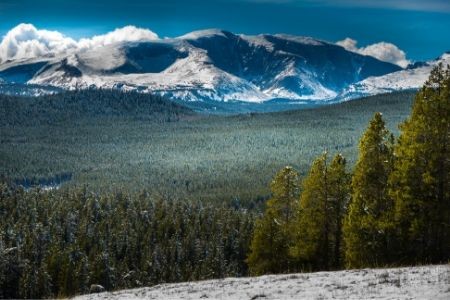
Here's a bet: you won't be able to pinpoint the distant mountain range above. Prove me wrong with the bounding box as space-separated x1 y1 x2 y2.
0 29 448 103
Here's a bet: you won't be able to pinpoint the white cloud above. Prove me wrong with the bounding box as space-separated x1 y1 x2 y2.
77 26 159 50
0 23 78 63
0 23 159 63
336 37 358 52
336 37 410 68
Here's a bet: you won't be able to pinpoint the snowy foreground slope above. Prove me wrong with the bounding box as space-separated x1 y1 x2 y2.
74 265 450 300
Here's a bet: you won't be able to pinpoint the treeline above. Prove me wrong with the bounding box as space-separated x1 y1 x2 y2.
0 187 253 298
0 89 194 126
247 64 450 274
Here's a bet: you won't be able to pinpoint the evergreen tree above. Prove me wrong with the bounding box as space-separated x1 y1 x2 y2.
343 112 395 268
328 154 351 269
291 153 350 270
389 63 450 263
247 166 300 275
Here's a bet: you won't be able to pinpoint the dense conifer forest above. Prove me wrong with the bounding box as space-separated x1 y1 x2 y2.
0 89 194 126
1 89 415 206
0 66 448 298
0 185 253 298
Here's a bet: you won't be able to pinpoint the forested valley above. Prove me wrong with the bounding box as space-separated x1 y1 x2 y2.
0 65 448 298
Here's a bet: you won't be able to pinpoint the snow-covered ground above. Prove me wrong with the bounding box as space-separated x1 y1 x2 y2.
74 264 450 300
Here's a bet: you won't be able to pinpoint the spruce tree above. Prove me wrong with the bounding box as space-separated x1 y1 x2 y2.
291 153 350 270
343 112 395 268
389 63 450 263
247 166 300 275
328 153 351 269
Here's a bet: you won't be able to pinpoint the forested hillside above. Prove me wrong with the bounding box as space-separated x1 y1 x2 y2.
0 89 193 126
0 90 415 206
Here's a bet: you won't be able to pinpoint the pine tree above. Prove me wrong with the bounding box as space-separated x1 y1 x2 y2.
328 153 351 269
343 112 395 268
247 166 300 275
291 153 350 271
389 63 450 263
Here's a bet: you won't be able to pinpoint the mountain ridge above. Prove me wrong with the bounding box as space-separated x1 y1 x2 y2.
0 29 403 103
340 52 450 100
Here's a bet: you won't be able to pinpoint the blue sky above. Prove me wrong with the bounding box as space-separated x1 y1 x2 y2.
1 0 449 61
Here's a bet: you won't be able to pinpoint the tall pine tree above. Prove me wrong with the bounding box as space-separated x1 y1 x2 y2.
343 112 395 268
389 63 450 264
291 153 350 271
328 154 351 269
247 166 300 275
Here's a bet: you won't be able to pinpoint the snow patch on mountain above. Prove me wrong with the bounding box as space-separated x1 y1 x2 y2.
29 45 270 102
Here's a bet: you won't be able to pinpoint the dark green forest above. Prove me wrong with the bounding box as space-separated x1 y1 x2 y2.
0 89 194 126
1 89 415 207
0 186 253 298
0 65 448 298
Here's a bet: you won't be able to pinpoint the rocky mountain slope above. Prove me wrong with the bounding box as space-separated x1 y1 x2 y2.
340 52 450 99
0 29 402 102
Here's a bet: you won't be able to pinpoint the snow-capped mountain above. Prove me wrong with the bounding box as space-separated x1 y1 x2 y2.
340 52 450 100
0 29 402 102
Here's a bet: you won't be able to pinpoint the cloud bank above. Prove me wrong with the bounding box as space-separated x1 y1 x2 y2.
0 24 159 63
77 26 159 49
0 24 77 63
336 37 409 68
